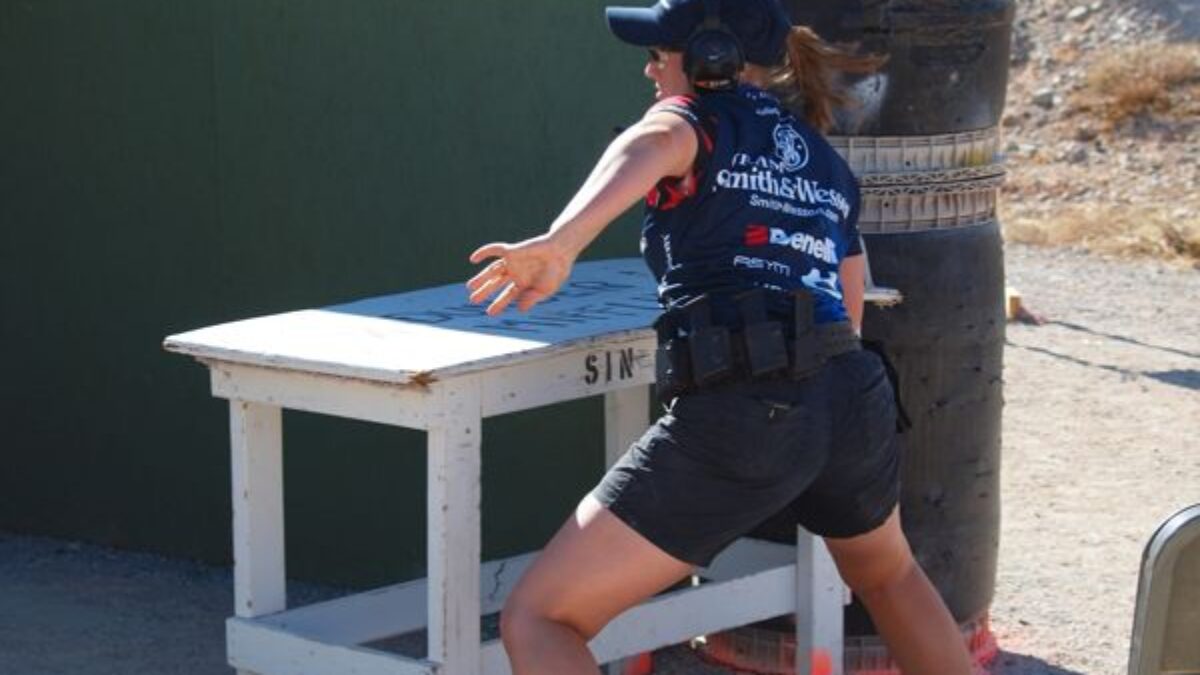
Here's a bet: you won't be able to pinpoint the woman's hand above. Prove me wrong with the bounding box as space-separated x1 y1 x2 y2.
466 111 696 317
467 235 573 316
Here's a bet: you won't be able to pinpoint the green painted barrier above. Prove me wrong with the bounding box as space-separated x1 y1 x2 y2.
1 0 654 586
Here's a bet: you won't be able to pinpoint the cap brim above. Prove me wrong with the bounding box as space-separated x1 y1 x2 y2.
605 7 667 47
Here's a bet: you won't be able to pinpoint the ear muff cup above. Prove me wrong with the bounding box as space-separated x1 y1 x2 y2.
683 0 744 91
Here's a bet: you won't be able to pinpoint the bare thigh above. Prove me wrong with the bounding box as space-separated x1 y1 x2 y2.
505 494 695 639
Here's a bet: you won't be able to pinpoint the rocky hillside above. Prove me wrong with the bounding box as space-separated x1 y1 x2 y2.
1001 0 1200 263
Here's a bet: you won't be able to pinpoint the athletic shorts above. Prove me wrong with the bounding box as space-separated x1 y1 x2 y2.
592 348 902 567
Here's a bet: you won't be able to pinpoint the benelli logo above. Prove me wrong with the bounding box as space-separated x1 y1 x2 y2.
744 224 769 246
744 225 838 264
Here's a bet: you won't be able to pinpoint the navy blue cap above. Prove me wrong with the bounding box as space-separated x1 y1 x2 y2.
605 0 791 66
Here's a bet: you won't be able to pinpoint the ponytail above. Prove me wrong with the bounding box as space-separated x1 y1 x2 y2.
766 26 886 132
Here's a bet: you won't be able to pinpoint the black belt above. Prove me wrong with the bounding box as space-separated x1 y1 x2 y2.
655 320 861 404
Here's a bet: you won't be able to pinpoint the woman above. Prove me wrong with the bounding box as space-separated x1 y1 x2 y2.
466 0 975 673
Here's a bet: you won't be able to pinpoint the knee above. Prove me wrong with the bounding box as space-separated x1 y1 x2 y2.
500 592 591 651
500 593 538 650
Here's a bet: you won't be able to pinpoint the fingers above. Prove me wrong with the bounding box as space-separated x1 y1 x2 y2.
466 257 506 293
466 248 516 313
486 282 522 316
466 239 559 316
475 284 549 315
467 274 504 305
469 242 509 265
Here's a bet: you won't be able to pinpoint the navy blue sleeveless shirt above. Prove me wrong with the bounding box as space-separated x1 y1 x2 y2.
640 85 862 326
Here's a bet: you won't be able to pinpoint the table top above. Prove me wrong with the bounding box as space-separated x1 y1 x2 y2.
163 259 662 385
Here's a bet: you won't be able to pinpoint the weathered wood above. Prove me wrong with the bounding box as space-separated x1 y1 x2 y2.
211 362 431 429
227 618 436 675
481 337 655 417
602 385 653 675
812 537 847 675
426 379 483 674
165 260 661 386
229 401 286 619
258 551 538 646
589 564 798 664
480 640 512 675
861 235 904 308
700 537 797 582
795 531 847 675
255 536 801 647
603 386 651 467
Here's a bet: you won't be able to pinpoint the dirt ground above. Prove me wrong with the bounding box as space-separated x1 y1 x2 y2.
2 242 1195 675
984 245 1199 675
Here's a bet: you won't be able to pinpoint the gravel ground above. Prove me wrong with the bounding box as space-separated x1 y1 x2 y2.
987 245 1199 675
2 243 1196 675
1001 0 1199 265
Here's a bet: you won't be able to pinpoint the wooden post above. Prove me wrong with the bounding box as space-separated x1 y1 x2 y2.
229 401 286 675
427 379 484 675
604 385 650 467
602 386 652 675
796 530 844 675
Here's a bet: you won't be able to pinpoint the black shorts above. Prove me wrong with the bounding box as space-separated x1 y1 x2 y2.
592 348 902 567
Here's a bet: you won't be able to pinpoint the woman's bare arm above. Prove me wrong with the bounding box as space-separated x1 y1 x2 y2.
839 253 865 334
467 112 698 316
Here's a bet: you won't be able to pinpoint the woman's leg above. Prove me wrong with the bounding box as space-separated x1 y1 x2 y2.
500 494 694 675
823 509 975 675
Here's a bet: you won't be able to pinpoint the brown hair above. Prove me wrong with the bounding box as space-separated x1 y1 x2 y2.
763 26 886 132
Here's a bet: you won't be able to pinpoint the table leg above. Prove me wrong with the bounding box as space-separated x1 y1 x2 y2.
603 385 650 467
427 381 483 675
602 387 651 675
795 531 844 675
229 401 286 675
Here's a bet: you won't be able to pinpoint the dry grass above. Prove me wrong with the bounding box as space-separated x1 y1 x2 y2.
1004 203 1200 264
1075 43 1200 126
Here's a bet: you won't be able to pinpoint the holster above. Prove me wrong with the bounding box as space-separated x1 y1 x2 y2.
653 309 691 404
862 338 912 433
790 289 822 379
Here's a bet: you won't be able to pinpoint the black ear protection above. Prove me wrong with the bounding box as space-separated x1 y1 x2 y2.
683 0 744 91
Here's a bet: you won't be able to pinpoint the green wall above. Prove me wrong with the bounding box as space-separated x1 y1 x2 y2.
1 0 650 586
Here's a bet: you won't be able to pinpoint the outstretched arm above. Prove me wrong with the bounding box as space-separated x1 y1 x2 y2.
467 111 698 316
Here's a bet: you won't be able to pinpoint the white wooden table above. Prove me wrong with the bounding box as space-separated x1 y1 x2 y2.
163 258 850 675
